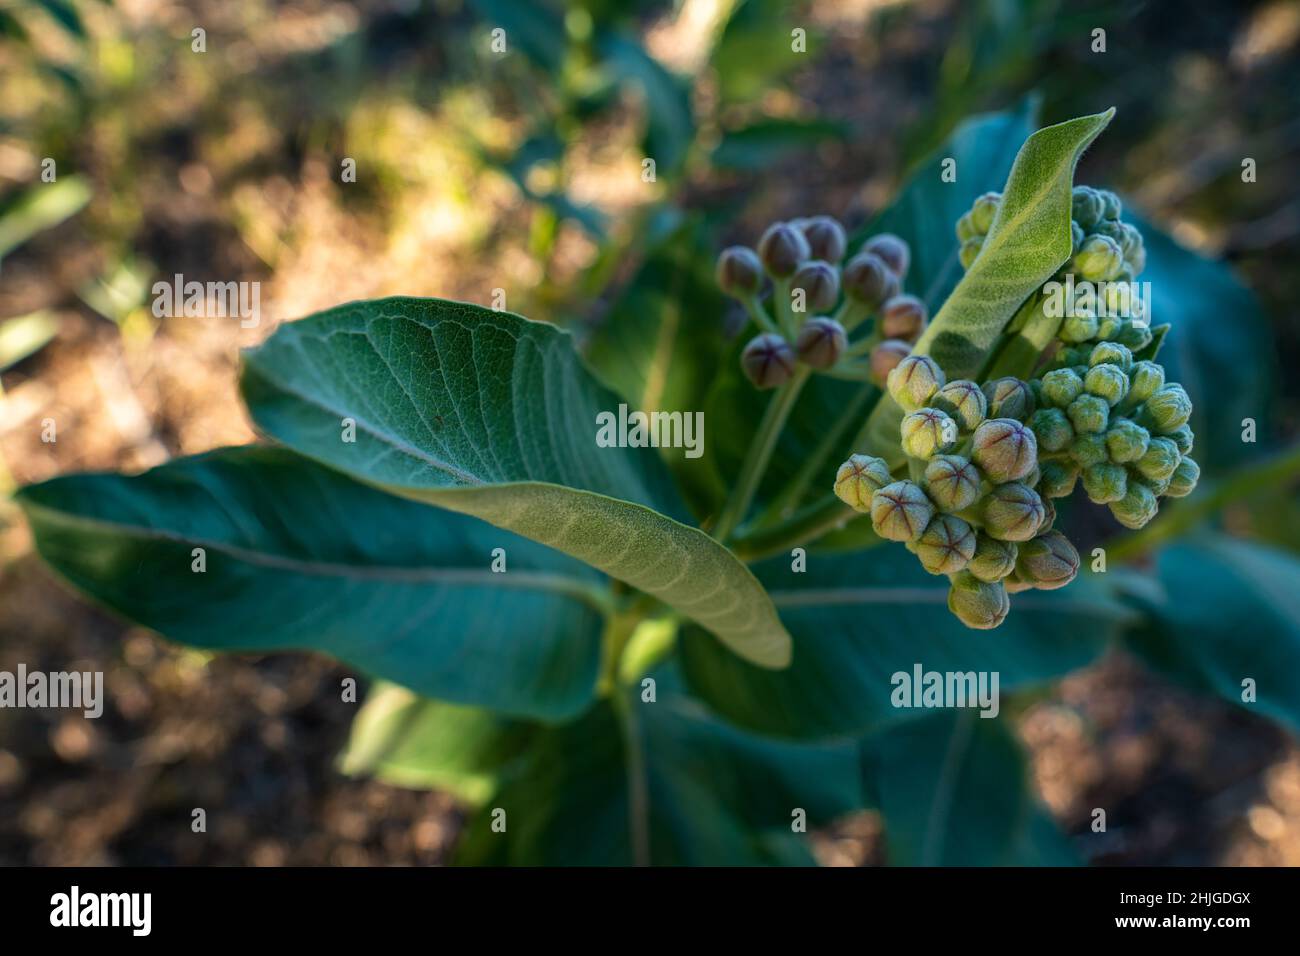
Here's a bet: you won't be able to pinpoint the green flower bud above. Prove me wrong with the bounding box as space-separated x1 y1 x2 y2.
741 333 796 389
757 222 810 278
1095 315 1124 342
1015 531 1080 590
1084 363 1130 407
1140 383 1193 433
1134 436 1180 482
790 261 840 313
716 246 764 297
971 418 1038 483
834 454 893 512
1125 240 1147 278
982 377 1036 422
1038 459 1079 498
1040 368 1085 408
1165 457 1200 498
862 233 911 279
1070 432 1109 468
1071 220 1085 254
1168 425 1195 455
870 480 935 542
1105 418 1150 463
1074 235 1124 281
956 211 977 243
916 514 977 575
1089 341 1134 372
1072 186 1104 229
1067 394 1110 434
924 454 982 512
795 316 847 369
970 192 1001 234
968 534 1018 583
1127 360 1165 403
887 354 945 412
982 482 1046 542
959 236 983 270
1003 568 1035 594
1114 319 1153 352
869 339 912 385
947 571 1010 629
1109 481 1158 530
799 215 847 263
1082 462 1128 504
1037 495 1057 533
901 408 957 459
1060 311 1100 343
1097 189 1122 221
843 251 900 308
881 294 928 342
1029 407 1074 453
931 380 987 432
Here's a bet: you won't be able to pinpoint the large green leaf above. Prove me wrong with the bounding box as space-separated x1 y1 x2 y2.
17 447 608 720
681 546 1132 739
453 668 866 865
240 298 791 668
1122 535 1300 734
859 109 1115 466
866 711 1078 866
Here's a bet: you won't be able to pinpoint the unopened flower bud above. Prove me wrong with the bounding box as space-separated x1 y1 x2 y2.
757 222 810 278
1040 368 1085 408
1037 495 1057 533
887 354 945 411
901 408 957 459
1133 436 1179 482
1084 363 1130 407
1071 220 1086 253
1073 235 1124 282
795 316 847 369
1070 433 1109 468
1071 186 1104 229
956 212 976 243
1089 341 1133 372
1104 418 1150 463
1096 315 1123 341
1127 361 1165 403
1082 462 1128 504
1097 189 1122 221
843 251 900 308
1124 239 1147 277
931 380 987 432
1168 425 1195 456
1039 459 1079 498
1060 311 1100 343
861 233 911 279
1015 531 1080 590
881 294 928 341
947 572 1010 629
1029 407 1074 452
716 246 764 298
870 480 935 542
741 333 796 389
1165 457 1200 498
1114 319 1153 352
799 215 847 263
924 454 982 512
971 418 1038 482
1067 394 1109 434
1139 383 1193 433
915 514 977 575
968 534 1018 583
1136 473 1171 497
959 236 983 269
982 377 1035 422
970 192 1001 235
869 339 912 385
790 260 841 313
834 454 893 512
1109 481 1158 529
982 482 1045 542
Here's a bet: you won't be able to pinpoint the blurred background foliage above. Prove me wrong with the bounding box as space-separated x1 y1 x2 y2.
0 0 1298 864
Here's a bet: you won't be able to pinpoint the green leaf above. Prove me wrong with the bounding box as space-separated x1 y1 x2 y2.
866 711 1077 866
1123 535 1300 734
0 309 59 371
339 681 535 803
711 118 848 171
16 447 608 720
464 0 567 71
454 669 866 865
240 297 792 669
710 0 812 105
859 109 1115 466
598 33 694 175
681 547 1132 739
0 176 91 260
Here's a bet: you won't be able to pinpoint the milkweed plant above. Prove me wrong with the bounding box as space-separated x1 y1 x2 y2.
16 105 1296 866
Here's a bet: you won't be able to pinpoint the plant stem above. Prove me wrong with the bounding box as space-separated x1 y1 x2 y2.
714 366 811 542
731 493 857 562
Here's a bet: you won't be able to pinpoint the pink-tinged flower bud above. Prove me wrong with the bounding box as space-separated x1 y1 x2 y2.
870 480 935 542
843 251 901 308
901 407 957 459
869 339 912 385
931 379 987 432
982 377 1035 422
968 533 1018 583
982 482 1046 542
795 316 847 369
924 454 982 512
834 454 893 512
861 233 911 279
947 572 1010 629
757 222 811 278
1015 531 1079 590
886 354 945 411
880 294 928 342
715 246 764 297
741 333 796 389
916 514 977 575
800 215 847 263
971 418 1038 483
790 260 841 313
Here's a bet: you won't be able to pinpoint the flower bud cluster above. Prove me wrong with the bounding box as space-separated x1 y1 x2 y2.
716 218 927 389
